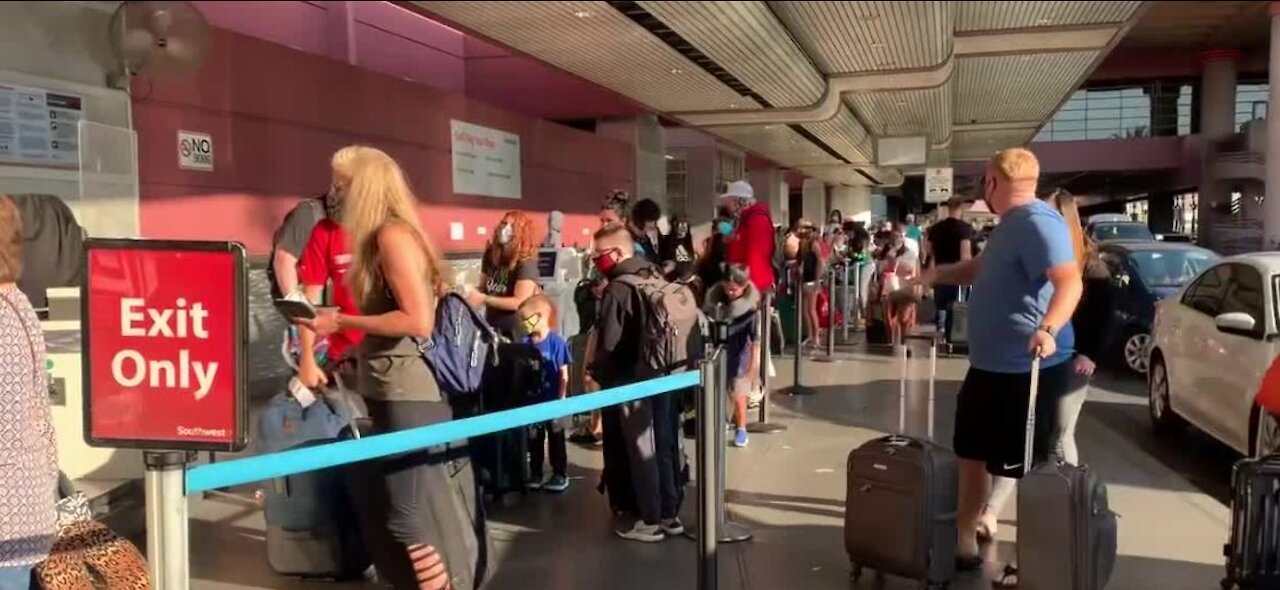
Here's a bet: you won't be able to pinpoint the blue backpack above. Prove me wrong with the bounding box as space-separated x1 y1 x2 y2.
416 292 498 404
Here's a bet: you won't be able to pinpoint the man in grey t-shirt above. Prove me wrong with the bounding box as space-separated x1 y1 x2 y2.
268 195 326 299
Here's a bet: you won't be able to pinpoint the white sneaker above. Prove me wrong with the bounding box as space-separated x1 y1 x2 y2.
660 518 685 536
615 520 664 543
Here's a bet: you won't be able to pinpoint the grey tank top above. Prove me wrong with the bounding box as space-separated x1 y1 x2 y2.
358 276 442 402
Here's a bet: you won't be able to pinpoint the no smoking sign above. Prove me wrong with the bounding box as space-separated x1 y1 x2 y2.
178 130 214 171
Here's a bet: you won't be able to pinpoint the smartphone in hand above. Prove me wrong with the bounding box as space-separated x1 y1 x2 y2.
274 297 317 320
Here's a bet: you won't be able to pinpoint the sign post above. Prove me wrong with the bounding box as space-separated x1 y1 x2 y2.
82 239 248 590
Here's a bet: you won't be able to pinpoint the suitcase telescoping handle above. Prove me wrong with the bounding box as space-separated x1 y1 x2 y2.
1022 352 1043 475
898 334 939 440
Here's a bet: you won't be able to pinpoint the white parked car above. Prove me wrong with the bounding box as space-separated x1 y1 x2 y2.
1148 253 1280 457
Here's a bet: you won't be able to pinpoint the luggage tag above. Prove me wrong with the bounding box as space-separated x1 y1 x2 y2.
288 376 318 409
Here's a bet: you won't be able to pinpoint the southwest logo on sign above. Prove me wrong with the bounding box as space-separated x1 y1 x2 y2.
84 241 246 451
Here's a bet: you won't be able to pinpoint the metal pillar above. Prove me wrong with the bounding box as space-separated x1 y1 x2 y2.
783 266 815 395
697 352 719 590
748 289 786 433
145 451 190 590
814 265 843 363
841 263 851 343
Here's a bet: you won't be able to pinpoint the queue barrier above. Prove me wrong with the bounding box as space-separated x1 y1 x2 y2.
185 371 700 493
151 354 738 590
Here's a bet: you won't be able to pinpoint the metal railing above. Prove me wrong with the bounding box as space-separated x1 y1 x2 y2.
147 339 740 590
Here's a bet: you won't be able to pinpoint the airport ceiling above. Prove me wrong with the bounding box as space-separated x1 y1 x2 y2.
411 1 1263 187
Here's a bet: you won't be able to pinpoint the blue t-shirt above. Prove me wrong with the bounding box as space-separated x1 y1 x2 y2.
524 333 573 402
967 199 1075 373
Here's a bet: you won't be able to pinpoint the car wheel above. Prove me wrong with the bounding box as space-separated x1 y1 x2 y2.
1149 355 1184 436
1252 408 1280 458
1122 328 1152 375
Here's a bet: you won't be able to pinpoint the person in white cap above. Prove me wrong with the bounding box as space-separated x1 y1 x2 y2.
720 180 775 293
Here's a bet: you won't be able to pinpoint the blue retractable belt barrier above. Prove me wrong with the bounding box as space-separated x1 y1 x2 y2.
186 371 700 494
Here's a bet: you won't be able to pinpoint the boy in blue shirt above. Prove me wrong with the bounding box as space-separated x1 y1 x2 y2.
519 294 573 493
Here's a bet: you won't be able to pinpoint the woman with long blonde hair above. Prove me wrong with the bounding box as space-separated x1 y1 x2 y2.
298 146 485 590
466 209 541 337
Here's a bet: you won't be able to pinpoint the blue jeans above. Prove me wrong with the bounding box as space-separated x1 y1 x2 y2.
933 285 961 341
0 566 33 590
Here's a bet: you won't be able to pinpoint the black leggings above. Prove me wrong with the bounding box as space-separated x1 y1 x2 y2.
346 399 487 590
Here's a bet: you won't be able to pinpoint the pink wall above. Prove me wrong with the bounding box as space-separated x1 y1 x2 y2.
193 1 642 120
132 28 633 254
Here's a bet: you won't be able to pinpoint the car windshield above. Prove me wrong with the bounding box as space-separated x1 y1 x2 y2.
1128 250 1217 288
1093 223 1155 241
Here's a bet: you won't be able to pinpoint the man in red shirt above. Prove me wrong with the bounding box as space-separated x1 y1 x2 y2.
722 180 776 293
296 188 363 389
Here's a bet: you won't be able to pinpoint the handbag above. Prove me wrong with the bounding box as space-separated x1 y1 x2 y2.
35 475 151 590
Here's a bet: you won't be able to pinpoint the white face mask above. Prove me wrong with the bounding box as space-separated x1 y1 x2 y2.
497 224 514 245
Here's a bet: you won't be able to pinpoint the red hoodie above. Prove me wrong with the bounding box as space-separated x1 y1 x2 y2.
726 202 776 292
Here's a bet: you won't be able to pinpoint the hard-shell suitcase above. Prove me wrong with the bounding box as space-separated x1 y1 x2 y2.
845 336 957 589
1223 455 1280 589
1017 357 1118 590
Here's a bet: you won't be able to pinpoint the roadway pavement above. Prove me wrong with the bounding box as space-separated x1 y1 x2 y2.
184 343 1234 590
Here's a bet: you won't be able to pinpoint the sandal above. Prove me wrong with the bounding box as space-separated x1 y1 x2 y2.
993 564 1019 589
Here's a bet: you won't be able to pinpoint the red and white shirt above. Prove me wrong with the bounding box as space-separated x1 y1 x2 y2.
298 219 363 361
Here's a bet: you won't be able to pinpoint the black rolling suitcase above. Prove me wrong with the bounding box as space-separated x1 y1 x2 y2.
845 336 957 589
1017 356 1118 590
471 341 543 503
1223 455 1280 589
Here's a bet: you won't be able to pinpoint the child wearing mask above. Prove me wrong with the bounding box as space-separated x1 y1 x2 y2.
519 295 573 493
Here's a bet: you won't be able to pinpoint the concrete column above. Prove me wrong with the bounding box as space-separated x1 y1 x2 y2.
1201 51 1240 139
1199 49 1241 245
801 179 827 224
597 114 667 212
829 185 872 223
1267 3 1280 248
324 1 357 64
748 168 786 221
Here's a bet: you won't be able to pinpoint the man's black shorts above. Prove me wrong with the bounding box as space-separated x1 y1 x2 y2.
952 360 1072 478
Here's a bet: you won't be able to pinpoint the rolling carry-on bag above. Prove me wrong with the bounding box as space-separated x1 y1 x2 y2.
470 341 543 502
1223 455 1280 589
1017 356 1118 590
845 336 957 589
259 390 370 580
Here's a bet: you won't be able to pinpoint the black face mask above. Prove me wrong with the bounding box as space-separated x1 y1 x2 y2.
324 189 343 220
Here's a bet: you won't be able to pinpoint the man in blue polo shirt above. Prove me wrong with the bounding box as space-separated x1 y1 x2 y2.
916 148 1082 579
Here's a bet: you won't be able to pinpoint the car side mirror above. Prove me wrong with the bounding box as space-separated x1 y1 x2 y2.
1215 312 1257 336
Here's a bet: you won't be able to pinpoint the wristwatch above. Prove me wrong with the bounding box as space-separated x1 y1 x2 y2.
1038 324 1059 337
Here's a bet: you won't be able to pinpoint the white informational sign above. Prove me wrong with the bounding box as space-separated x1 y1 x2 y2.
451 120 521 199
177 130 214 171
925 167 953 203
0 84 83 168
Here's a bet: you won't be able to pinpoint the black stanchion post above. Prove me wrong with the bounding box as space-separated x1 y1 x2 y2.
784 264 814 395
747 289 786 434
841 263 851 343
697 348 718 590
